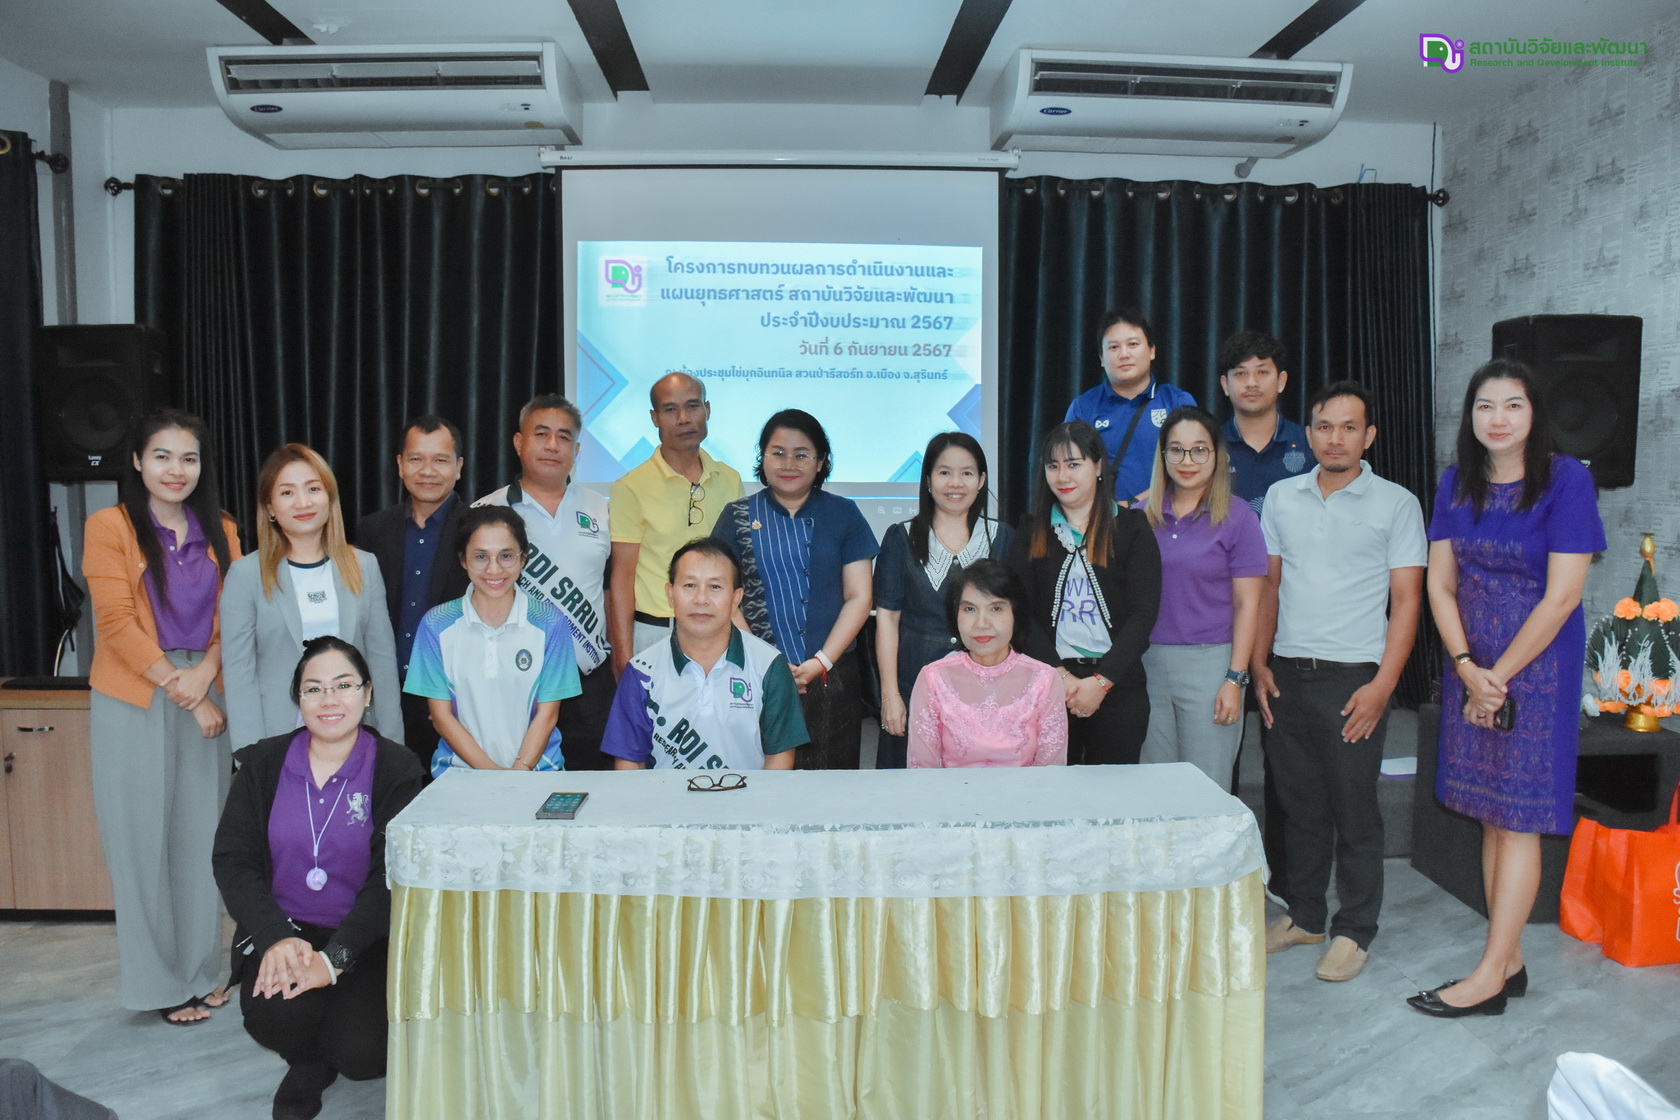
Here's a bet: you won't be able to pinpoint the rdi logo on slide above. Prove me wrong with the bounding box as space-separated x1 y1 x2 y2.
1420 34 1465 72
600 257 648 306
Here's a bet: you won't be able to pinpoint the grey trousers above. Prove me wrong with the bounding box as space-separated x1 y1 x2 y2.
0 1060 115 1120
1140 642 1243 791
89 650 231 1011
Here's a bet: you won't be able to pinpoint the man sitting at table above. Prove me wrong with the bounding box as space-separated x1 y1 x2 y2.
602 538 807 770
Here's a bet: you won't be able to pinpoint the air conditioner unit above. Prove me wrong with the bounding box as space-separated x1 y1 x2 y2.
207 43 579 149
990 50 1350 159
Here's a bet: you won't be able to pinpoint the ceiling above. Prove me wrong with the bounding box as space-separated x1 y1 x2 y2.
0 0 1670 128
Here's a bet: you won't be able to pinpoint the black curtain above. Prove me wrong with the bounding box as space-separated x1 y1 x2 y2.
134 173 560 544
0 131 56 675
1000 177 1437 705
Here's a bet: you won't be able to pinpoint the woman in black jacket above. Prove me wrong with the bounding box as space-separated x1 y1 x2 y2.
1007 421 1162 765
213 635 425 1120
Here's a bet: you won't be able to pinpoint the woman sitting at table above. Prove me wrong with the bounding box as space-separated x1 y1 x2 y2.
220 444 403 751
403 505 581 775
712 408 878 769
213 636 425 1120
908 559 1067 768
1007 421 1162 765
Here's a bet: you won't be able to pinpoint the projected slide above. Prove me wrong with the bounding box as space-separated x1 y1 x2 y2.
574 240 983 488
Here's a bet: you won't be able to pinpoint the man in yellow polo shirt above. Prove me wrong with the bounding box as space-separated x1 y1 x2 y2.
608 372 744 678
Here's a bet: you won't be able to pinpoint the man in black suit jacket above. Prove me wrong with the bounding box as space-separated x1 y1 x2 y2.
354 415 470 772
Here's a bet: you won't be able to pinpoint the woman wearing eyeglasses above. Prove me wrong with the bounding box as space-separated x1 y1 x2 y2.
404 505 581 774
213 636 425 1120
1138 407 1267 789
220 444 403 752
712 409 879 769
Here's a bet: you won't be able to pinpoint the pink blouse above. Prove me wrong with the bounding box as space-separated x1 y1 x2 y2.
907 650 1069 768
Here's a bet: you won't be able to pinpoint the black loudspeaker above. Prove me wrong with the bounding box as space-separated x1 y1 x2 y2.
33 325 170 481
1491 314 1642 489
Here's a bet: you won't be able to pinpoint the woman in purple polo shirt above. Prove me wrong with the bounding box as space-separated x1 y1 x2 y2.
213 636 424 1120
1139 406 1267 790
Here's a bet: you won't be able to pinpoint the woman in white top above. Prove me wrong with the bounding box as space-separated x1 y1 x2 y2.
220 444 402 751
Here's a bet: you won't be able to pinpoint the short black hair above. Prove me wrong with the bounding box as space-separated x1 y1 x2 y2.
754 408 834 487
518 393 582 432
1307 380 1375 428
455 504 531 559
1217 331 1288 373
942 558 1029 638
290 635 373 706
1097 307 1155 350
668 537 742 589
402 414 464 459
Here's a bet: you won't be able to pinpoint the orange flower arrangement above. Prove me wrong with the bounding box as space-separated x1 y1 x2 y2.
1589 536 1680 729
1643 599 1678 623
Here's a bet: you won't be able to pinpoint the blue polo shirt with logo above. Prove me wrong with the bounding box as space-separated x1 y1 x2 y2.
1065 378 1198 504
601 628 808 770
1224 415 1315 515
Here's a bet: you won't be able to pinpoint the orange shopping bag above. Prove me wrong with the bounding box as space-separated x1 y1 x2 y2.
1559 783 1680 968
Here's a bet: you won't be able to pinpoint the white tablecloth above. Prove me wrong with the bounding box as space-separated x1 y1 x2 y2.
386 762 1263 900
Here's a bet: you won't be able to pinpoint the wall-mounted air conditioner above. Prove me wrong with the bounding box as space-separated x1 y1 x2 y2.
990 49 1351 159
207 43 580 149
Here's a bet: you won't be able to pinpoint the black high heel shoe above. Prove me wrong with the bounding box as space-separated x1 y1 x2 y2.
1407 985 1509 1018
1430 965 1528 999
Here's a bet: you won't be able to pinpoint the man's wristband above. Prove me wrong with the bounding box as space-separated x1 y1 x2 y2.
813 649 835 673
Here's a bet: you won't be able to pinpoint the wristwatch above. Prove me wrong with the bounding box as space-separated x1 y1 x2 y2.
321 942 354 980
1224 669 1252 688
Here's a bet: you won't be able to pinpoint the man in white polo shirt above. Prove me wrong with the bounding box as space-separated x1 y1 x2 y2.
477 394 616 770
603 539 806 770
1253 380 1425 983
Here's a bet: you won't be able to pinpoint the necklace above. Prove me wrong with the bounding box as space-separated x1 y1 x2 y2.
303 769 353 891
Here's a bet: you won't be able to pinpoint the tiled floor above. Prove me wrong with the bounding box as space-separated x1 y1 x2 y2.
5 714 1678 1118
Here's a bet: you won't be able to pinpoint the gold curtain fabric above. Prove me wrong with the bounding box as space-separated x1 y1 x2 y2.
387 871 1265 1119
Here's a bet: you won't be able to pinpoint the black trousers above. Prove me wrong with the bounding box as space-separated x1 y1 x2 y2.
557 665 617 771
1266 660 1389 950
239 925 388 1080
398 690 438 779
1062 661 1149 766
797 648 862 770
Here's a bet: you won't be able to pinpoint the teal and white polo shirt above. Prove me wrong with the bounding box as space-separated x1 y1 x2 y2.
601 628 808 770
404 592 581 775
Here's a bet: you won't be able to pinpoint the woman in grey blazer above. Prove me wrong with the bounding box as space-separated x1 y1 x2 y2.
221 444 403 751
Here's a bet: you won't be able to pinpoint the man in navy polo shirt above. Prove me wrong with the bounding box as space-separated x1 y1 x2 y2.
1219 331 1316 513
1217 331 1316 902
1065 308 1198 507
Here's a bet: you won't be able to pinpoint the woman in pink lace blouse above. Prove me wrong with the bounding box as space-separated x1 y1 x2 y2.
907 560 1069 767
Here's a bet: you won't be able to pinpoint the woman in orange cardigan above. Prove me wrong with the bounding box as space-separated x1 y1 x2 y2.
84 410 241 1025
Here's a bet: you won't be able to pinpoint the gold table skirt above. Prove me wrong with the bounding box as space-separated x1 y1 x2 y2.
387 871 1265 1119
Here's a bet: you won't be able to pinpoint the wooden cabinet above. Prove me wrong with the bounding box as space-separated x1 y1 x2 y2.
0 691 114 910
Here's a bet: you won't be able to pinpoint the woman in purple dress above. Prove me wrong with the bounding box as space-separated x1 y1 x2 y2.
1409 359 1605 1019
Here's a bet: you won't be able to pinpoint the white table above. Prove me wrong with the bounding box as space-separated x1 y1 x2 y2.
386 764 1266 1119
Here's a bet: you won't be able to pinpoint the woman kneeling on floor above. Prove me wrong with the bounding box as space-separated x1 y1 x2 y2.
213 635 425 1120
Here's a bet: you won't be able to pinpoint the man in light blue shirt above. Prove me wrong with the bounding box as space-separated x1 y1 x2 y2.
1064 307 1197 507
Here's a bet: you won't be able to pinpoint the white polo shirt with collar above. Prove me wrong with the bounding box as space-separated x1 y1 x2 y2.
476 480 612 675
1260 461 1427 664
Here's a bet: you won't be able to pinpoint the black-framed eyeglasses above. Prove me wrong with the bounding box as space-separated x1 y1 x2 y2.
1165 445 1213 465
686 772 746 792
687 482 706 526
